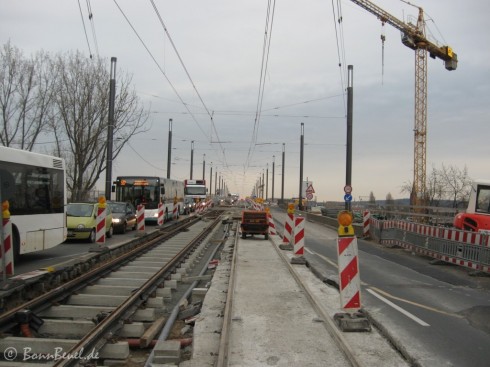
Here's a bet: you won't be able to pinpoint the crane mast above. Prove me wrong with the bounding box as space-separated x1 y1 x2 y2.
349 0 458 207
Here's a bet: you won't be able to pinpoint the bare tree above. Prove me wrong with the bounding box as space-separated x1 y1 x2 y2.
438 164 472 208
0 41 53 149
50 51 149 201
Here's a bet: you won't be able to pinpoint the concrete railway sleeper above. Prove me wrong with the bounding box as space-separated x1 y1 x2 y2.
0 210 224 366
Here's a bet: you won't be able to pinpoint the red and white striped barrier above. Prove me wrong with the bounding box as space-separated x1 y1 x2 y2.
268 212 276 236
96 204 106 244
337 236 361 310
172 204 178 220
137 204 145 232
2 203 14 276
157 202 164 226
363 210 370 238
282 213 294 245
294 216 305 256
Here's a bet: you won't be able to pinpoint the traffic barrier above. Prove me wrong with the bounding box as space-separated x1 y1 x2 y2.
268 212 276 236
1 201 14 276
282 213 294 245
96 199 106 244
172 204 178 220
370 218 490 273
137 204 145 232
294 216 305 256
363 210 370 238
157 202 164 226
337 236 361 310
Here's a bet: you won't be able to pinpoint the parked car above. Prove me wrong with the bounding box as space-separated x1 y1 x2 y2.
310 206 325 215
67 202 113 243
107 201 137 234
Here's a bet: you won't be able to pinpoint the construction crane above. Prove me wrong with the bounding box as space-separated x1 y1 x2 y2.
349 0 458 207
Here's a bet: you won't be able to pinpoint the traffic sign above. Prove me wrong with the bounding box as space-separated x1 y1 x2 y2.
344 185 352 194
344 194 352 202
306 193 313 200
306 183 315 194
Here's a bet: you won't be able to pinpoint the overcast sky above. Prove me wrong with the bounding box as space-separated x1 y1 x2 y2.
1 0 489 202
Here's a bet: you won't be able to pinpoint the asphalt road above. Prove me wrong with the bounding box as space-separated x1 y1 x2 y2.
272 208 490 367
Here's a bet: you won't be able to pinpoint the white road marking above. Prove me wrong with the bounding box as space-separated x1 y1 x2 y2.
366 288 430 327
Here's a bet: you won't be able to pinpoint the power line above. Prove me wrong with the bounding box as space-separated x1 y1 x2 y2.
77 0 93 58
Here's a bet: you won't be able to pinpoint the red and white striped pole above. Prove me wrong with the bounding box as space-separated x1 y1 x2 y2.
336 210 361 311
96 196 107 245
293 216 305 259
157 202 164 226
137 204 145 232
1 200 14 277
265 208 276 236
363 210 371 238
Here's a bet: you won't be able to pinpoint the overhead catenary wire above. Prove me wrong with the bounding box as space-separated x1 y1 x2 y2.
85 0 99 57
245 0 277 173
77 0 93 58
112 0 219 166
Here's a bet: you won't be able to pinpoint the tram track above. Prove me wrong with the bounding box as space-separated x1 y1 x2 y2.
0 210 225 366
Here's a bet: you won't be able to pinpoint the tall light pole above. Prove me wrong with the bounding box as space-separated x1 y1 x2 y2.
202 154 206 181
209 162 213 198
266 163 269 200
105 57 116 200
167 118 173 179
299 123 304 211
272 155 275 202
190 140 194 179
346 65 354 211
281 143 285 202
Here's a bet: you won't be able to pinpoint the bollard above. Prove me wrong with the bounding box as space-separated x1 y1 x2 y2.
290 216 306 264
1 200 14 277
268 212 276 236
96 197 106 245
157 202 164 226
137 204 145 232
363 210 371 238
334 210 371 332
279 203 295 251
172 205 178 220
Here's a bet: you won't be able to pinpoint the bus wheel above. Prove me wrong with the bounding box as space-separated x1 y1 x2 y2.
89 229 96 243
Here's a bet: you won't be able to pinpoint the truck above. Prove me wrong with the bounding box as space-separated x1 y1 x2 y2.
183 179 207 214
453 180 490 232
240 210 269 240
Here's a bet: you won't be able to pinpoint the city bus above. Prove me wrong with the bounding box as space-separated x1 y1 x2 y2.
0 146 67 259
114 176 184 223
184 179 207 213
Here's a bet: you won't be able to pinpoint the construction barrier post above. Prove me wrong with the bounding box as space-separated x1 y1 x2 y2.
137 204 145 232
265 208 276 236
291 216 306 265
333 210 371 332
157 202 164 226
363 210 371 238
279 203 295 250
1 200 14 278
95 196 107 245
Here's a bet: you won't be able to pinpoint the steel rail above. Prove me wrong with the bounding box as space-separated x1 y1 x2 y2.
215 219 240 367
52 213 223 367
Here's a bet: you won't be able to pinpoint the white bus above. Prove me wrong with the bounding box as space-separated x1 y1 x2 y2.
0 146 67 259
184 179 207 213
114 176 184 223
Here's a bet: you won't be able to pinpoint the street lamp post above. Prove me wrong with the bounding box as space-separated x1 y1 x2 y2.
299 123 304 211
105 57 117 201
190 140 194 179
272 155 275 202
281 143 285 202
167 119 173 179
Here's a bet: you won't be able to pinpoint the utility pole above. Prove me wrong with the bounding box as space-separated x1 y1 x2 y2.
266 163 269 200
298 123 304 211
167 118 173 179
209 162 213 198
346 65 354 211
281 143 285 202
105 57 116 201
202 154 206 182
272 155 275 202
190 140 194 179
